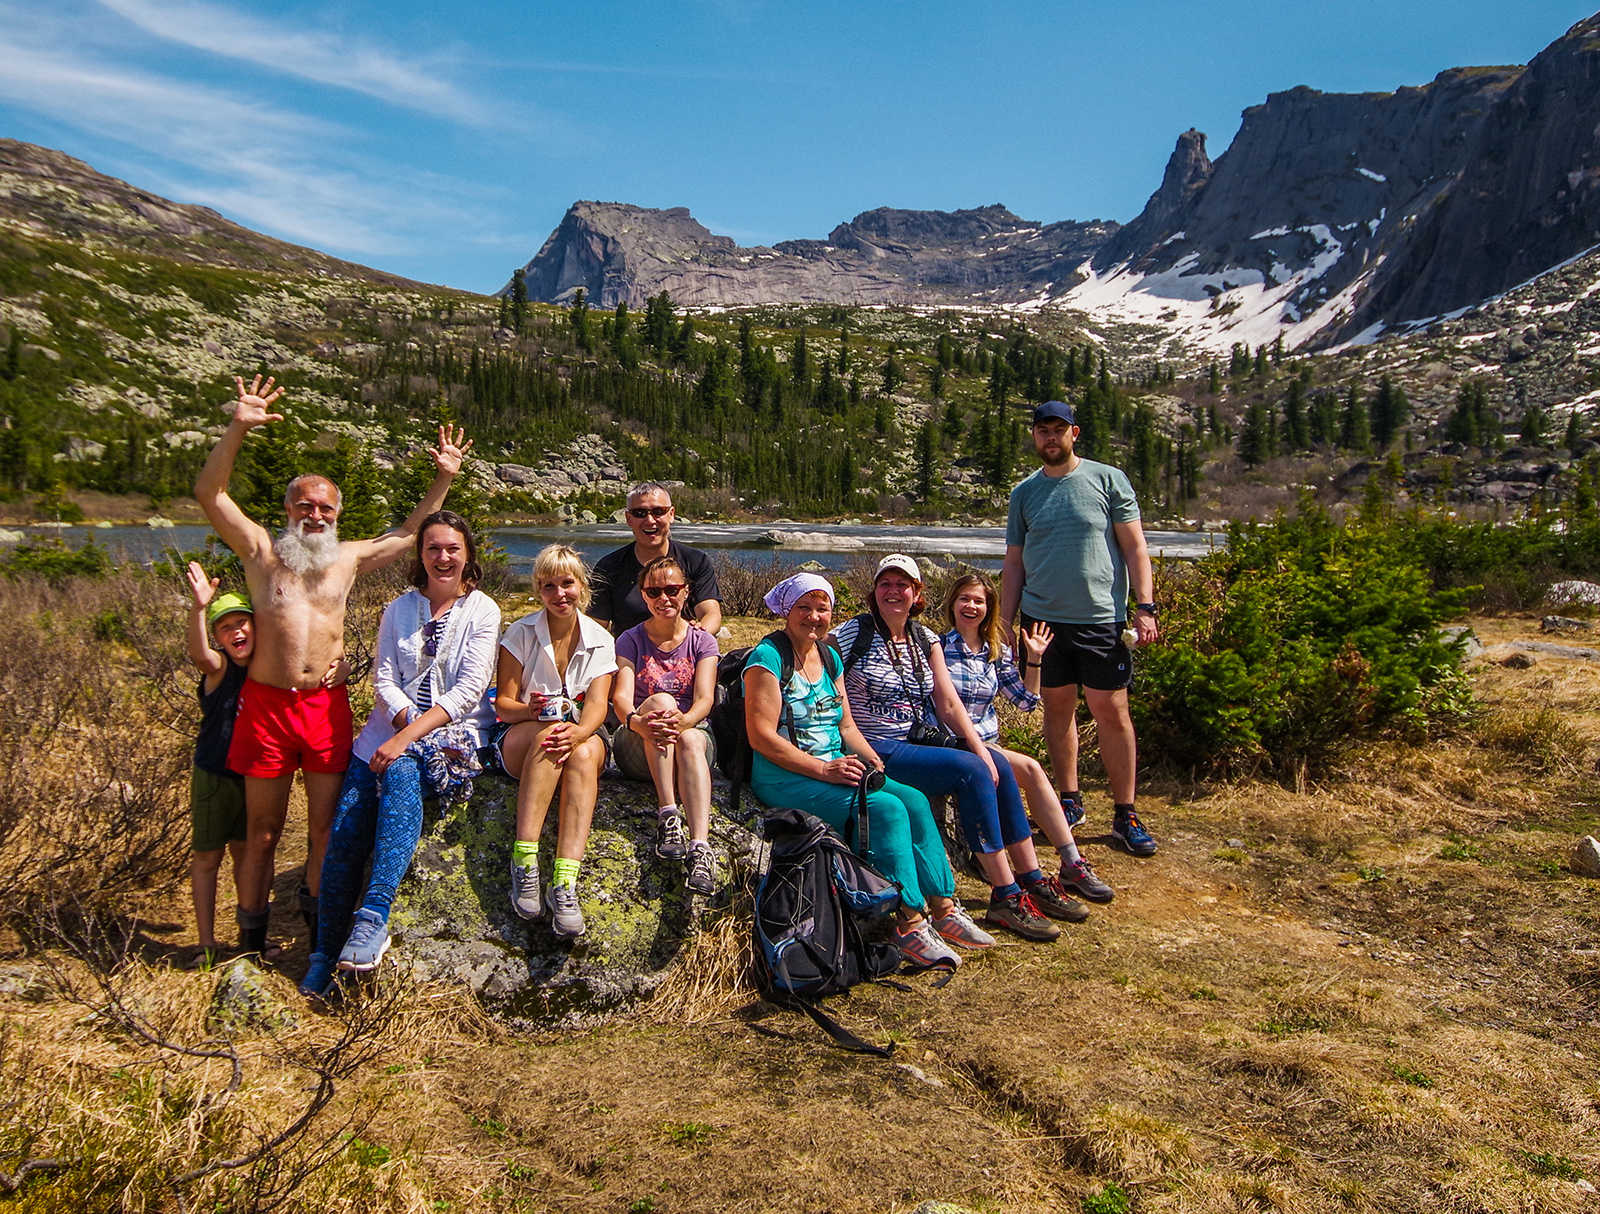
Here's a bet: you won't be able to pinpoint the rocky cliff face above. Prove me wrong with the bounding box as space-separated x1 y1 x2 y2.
514 200 1116 309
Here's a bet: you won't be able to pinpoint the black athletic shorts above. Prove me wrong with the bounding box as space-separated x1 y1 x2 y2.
1021 615 1133 692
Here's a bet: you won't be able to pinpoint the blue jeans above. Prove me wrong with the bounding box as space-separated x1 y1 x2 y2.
875 738 1031 855
317 755 424 956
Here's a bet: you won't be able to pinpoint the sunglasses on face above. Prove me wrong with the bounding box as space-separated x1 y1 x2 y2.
628 506 671 519
643 583 687 599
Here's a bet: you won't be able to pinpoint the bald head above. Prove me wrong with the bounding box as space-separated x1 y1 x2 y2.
284 475 342 514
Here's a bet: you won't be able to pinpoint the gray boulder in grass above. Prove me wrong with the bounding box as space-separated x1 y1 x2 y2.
1572 835 1600 880
389 773 762 1030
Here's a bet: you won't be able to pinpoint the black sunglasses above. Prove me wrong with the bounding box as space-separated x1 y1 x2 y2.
643 583 687 599
423 617 445 657
628 506 671 519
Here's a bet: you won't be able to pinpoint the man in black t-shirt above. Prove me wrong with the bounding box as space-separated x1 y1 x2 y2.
590 481 723 636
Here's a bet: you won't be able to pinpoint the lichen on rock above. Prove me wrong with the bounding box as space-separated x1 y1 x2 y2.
390 772 762 1030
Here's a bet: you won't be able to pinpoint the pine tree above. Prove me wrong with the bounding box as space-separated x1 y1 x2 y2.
646 291 675 355
915 417 939 502
1339 385 1370 452
1309 391 1339 447
1445 382 1496 447
941 397 963 444
510 269 529 334
2 328 21 381
1207 362 1221 396
1520 400 1549 447
874 395 892 435
1565 408 1585 452
791 331 810 392
881 351 903 395
569 288 590 352
930 362 945 399
1369 375 1409 447
1281 380 1307 451
1238 401 1271 468
936 332 955 370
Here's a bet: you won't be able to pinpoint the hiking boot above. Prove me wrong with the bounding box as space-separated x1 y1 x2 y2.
298 952 336 999
1062 795 1086 828
1022 874 1091 922
510 855 543 920
1059 858 1116 903
685 842 717 896
931 902 996 949
336 908 391 973
985 890 1061 942
655 808 689 860
893 918 961 969
548 883 586 939
1112 809 1158 857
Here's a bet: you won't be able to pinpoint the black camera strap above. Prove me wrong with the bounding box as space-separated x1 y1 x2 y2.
853 767 872 855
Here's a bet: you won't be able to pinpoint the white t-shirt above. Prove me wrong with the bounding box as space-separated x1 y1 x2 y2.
498 609 618 719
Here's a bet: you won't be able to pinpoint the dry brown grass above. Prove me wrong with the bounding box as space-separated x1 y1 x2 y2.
5 606 1600 1212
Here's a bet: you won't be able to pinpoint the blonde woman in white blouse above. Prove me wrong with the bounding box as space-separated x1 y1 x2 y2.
493 543 617 940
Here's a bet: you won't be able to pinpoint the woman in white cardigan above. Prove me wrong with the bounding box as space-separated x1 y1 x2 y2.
300 511 501 997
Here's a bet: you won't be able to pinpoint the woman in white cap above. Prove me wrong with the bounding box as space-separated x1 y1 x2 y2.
743 573 965 970
833 554 1072 943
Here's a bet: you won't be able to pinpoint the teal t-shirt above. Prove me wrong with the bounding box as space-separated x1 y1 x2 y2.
1005 459 1141 624
742 638 844 785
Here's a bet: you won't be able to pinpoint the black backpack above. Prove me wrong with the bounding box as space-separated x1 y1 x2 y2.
753 808 904 1055
709 631 841 819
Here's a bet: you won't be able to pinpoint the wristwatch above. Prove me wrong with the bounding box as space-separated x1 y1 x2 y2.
1135 602 1159 617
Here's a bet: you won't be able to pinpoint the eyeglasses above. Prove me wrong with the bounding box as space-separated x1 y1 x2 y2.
628 506 671 519
642 584 687 599
423 617 445 657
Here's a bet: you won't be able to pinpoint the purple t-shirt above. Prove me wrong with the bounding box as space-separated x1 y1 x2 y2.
616 623 720 712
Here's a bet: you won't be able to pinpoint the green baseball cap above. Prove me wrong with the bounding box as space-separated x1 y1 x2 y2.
207 591 253 628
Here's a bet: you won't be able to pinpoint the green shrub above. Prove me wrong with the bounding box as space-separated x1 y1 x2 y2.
0 537 111 582
1135 499 1471 777
1082 1181 1131 1214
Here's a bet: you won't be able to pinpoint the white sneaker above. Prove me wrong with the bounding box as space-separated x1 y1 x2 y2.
931 902 997 949
893 918 961 969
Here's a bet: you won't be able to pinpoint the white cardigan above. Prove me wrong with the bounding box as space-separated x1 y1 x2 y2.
353 587 502 764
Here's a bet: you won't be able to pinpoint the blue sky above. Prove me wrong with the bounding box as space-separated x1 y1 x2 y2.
0 1 1590 293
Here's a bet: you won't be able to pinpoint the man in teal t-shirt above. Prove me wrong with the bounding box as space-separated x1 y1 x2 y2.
1000 400 1162 862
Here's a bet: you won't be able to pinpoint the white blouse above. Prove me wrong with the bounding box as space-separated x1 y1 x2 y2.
498 609 617 719
353 587 502 763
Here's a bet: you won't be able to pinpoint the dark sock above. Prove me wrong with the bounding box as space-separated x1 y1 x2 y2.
992 881 1022 900
1114 803 1136 818
297 885 319 953
1061 790 1083 804
1017 868 1044 886
236 905 270 954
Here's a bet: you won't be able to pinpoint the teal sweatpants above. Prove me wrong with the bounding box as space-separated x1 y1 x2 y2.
751 769 955 912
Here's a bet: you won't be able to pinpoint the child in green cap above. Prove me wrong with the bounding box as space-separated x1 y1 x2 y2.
185 562 256 962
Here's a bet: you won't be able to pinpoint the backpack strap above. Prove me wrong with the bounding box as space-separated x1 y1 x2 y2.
771 990 896 1057
842 612 877 676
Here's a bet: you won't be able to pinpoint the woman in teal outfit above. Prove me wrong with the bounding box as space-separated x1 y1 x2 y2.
742 573 965 970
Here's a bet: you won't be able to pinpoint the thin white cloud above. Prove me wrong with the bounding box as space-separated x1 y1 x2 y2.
93 0 494 127
0 34 498 257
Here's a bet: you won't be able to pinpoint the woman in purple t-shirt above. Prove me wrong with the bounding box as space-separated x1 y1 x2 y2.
612 555 721 895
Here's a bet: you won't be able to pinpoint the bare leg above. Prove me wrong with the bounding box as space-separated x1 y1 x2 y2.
499 721 566 843
555 736 606 861
675 727 713 844
1083 687 1137 805
975 849 1019 888
1039 683 1082 798
301 771 344 898
1003 748 1075 849
636 692 681 810
191 848 225 949
238 774 294 914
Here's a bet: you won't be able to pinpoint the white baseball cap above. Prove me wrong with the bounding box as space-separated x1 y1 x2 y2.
874 553 922 583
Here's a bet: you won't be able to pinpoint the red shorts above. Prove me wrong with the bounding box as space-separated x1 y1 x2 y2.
226 679 352 779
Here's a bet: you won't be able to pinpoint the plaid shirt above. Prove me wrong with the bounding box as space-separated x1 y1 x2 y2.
939 629 1040 743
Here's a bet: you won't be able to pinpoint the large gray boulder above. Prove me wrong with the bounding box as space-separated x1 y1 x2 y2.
390 773 762 1030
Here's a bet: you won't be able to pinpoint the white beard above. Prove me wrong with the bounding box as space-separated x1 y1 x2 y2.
275 519 341 576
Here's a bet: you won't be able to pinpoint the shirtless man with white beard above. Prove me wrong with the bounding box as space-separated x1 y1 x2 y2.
196 375 471 957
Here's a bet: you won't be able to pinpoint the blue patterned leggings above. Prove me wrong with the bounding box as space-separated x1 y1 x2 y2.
316 756 424 955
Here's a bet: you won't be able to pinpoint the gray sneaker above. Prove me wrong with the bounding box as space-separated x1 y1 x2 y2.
686 842 717 895
931 902 997 949
336 907 391 972
655 808 689 860
510 856 543 920
547 883 586 939
1059 858 1116 903
892 918 961 969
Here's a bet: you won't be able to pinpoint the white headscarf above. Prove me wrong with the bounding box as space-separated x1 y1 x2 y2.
763 573 834 617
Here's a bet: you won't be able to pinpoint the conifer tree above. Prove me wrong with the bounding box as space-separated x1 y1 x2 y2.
1207 362 1221 396
569 288 591 352
1520 400 1549 447
1369 374 1409 447
930 362 945 399
1339 384 1370 452
915 417 938 502
941 397 963 444
1239 401 1271 468
1282 379 1309 452
881 351 903 395
510 269 529 334
1445 382 1497 447
1565 408 1585 452
791 331 810 391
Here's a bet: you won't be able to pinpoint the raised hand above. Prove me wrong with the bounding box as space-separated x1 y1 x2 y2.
1021 620 1053 664
231 374 286 429
185 560 219 610
431 424 472 478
